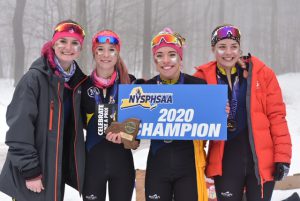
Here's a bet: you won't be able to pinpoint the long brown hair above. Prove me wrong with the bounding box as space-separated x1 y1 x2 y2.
116 56 131 84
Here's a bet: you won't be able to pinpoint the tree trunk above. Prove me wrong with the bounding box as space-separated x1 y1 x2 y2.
270 0 279 72
133 7 140 76
13 0 26 86
203 1 212 62
100 0 108 28
0 48 3 78
142 0 152 79
76 0 88 73
110 0 116 30
219 0 225 23
57 0 64 21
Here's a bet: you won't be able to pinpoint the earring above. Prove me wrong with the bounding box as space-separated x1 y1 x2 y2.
239 49 243 55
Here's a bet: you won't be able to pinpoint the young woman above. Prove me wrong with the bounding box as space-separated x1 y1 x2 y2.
144 28 208 201
194 24 292 201
81 30 136 201
0 20 87 201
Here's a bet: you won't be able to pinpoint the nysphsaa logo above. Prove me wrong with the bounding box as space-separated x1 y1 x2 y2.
120 87 173 110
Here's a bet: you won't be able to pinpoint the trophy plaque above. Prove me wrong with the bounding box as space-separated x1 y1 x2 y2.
105 118 141 149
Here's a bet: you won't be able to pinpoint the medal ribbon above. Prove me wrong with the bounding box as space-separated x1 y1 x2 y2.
93 72 119 135
216 68 240 131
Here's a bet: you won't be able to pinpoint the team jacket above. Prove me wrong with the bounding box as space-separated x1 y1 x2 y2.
146 73 208 201
0 56 87 201
193 55 292 185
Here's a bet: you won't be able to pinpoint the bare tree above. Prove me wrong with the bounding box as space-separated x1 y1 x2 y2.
56 0 64 21
132 7 141 76
202 1 213 62
0 48 3 78
270 0 279 72
110 0 116 30
76 0 88 73
13 0 26 85
2 0 300 80
102 0 108 28
142 0 152 79
218 0 225 24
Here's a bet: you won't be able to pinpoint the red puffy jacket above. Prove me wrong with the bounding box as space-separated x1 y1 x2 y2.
193 56 292 184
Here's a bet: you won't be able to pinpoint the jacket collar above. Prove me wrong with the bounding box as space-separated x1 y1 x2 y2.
195 61 218 84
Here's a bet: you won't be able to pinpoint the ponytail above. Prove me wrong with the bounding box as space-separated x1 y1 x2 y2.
41 41 56 68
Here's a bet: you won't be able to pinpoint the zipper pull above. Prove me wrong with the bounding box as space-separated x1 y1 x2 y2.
48 100 54 131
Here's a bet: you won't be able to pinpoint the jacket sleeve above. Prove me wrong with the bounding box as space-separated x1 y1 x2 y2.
265 69 292 163
5 72 41 179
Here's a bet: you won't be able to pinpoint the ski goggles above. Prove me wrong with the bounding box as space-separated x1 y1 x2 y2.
95 35 119 45
211 26 241 46
151 33 182 48
54 23 85 38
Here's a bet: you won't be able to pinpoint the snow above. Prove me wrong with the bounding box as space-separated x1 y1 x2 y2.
0 74 299 200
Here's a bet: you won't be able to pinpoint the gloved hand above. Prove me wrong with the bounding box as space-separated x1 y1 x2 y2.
273 162 290 181
132 79 146 84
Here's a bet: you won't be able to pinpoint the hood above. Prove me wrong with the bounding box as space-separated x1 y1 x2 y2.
29 56 52 76
29 56 86 84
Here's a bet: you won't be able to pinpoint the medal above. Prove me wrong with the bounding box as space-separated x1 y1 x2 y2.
227 119 237 132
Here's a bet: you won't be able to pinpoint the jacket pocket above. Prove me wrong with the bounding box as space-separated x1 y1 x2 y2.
48 100 54 131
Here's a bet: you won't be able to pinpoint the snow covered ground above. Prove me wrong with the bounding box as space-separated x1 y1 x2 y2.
0 74 299 200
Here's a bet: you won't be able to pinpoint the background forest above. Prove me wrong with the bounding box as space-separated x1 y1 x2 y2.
0 0 299 84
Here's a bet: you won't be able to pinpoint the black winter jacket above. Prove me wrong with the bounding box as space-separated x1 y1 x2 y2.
0 56 87 201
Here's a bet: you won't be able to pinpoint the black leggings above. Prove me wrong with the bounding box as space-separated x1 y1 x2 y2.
83 141 135 201
145 142 198 201
214 132 275 201
214 174 275 201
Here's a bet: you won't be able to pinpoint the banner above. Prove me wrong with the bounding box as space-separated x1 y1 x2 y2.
118 84 227 140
